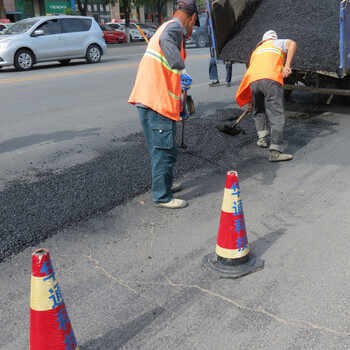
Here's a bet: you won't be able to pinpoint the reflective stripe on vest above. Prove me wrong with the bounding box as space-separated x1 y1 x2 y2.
252 47 285 60
144 48 182 75
128 20 185 120
236 41 286 107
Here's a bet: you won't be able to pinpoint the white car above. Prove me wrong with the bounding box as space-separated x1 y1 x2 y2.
107 22 144 42
133 23 156 39
0 16 107 71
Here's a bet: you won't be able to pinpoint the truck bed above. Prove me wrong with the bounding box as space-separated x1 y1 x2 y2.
216 0 340 74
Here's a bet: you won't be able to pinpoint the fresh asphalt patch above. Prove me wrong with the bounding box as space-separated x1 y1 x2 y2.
0 97 338 262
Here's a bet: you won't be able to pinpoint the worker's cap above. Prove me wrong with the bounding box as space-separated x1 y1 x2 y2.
262 30 278 41
175 0 200 26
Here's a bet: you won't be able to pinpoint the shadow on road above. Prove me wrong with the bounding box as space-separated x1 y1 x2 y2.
79 307 165 349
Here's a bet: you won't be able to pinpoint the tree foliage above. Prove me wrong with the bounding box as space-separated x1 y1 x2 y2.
133 0 168 24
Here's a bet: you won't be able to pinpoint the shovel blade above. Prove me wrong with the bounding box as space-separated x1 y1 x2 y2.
216 125 241 136
186 95 195 115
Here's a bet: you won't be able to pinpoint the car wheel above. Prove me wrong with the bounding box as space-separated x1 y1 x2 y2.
196 34 206 48
129 35 133 42
284 88 292 99
14 49 34 71
59 59 71 65
85 44 102 63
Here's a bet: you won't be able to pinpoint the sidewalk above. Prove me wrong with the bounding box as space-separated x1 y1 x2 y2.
1 108 350 349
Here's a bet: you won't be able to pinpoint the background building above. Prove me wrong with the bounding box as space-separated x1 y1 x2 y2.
0 0 174 24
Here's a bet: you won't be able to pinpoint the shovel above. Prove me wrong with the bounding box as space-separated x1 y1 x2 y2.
180 92 195 148
216 109 249 136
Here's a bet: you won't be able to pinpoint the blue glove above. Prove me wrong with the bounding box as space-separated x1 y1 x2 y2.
180 110 189 119
180 73 192 91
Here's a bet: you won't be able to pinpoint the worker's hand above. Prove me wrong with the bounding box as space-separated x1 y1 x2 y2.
247 102 253 112
180 110 189 119
282 67 292 78
181 73 192 90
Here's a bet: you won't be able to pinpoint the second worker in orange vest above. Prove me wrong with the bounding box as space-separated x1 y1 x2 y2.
129 0 199 208
236 30 297 162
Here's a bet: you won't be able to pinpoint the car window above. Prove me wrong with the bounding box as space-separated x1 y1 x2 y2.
60 18 92 33
114 23 126 30
107 23 123 30
99 24 113 31
1 18 40 34
137 24 151 30
36 19 60 35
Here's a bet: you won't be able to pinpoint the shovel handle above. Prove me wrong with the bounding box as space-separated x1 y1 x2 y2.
180 90 187 148
232 110 249 127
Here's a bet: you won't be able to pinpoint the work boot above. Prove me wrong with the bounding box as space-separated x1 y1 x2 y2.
257 137 268 148
171 183 182 193
209 80 219 87
269 150 293 162
154 199 188 209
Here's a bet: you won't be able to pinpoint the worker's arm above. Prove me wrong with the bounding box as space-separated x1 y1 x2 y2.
283 40 297 78
159 20 186 71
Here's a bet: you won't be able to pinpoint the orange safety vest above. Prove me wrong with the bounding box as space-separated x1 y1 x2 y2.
128 20 186 121
236 40 286 107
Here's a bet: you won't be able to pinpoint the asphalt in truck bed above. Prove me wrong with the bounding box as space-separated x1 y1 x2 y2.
219 0 340 73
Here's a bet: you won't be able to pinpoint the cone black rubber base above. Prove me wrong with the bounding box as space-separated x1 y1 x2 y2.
203 253 264 279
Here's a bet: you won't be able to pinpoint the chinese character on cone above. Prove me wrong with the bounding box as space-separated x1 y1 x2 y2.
204 171 264 278
30 248 79 350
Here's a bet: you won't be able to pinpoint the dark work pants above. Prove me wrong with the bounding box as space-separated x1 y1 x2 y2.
250 79 285 152
209 56 232 83
137 107 178 204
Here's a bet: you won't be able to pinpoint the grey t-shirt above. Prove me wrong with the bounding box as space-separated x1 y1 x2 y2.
272 39 289 53
159 17 187 71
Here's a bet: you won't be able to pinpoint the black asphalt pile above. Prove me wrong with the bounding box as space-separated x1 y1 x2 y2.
219 0 340 73
0 104 336 262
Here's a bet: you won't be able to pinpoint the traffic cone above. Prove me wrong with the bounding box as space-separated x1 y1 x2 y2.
204 171 264 278
30 248 79 350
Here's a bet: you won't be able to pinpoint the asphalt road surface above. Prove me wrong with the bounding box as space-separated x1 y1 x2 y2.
1 42 350 349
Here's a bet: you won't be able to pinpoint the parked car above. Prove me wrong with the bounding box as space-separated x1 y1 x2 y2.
146 23 159 30
0 15 107 71
133 23 156 40
0 23 13 32
107 22 143 42
186 16 209 48
99 24 126 43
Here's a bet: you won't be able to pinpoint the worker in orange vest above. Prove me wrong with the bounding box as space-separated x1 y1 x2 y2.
236 30 297 162
129 0 199 208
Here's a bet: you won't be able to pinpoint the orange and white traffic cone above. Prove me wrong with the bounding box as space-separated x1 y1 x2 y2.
30 248 79 350
204 171 264 278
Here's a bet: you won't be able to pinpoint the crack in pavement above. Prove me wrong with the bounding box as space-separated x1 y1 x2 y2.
124 279 350 337
82 249 174 316
81 246 350 337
